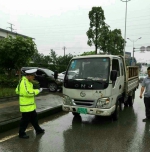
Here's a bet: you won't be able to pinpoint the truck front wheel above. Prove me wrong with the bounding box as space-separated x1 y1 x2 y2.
72 112 80 117
112 100 120 121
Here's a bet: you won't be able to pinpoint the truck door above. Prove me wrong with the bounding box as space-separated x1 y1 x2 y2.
112 58 124 96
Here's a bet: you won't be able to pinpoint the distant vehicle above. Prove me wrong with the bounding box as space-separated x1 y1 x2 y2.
58 71 66 80
139 73 147 83
21 67 63 92
58 70 79 80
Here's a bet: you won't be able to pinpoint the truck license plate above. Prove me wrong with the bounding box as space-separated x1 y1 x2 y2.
77 108 87 114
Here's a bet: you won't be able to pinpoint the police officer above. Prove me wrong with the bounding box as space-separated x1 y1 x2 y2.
16 69 45 139
140 67 150 122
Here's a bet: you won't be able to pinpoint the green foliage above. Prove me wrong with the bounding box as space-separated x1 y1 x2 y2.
98 24 110 53
107 29 124 55
86 7 125 56
86 7 105 54
81 51 96 56
32 52 51 65
0 88 16 97
49 49 58 65
0 36 37 74
0 74 19 88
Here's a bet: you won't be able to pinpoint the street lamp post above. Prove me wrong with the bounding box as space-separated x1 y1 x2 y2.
127 37 142 58
120 0 131 58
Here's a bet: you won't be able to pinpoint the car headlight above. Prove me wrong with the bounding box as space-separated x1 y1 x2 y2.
96 98 110 108
57 78 64 82
63 95 72 105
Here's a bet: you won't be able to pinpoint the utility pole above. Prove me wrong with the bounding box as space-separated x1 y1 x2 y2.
95 13 98 54
120 0 131 58
7 22 15 32
62 46 66 56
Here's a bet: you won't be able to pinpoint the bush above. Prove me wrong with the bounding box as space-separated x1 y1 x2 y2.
0 74 19 88
0 88 16 97
0 76 40 98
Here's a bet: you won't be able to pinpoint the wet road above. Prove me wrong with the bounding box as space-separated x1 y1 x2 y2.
0 85 150 152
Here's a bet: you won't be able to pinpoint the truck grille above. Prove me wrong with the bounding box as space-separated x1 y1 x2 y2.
73 99 95 107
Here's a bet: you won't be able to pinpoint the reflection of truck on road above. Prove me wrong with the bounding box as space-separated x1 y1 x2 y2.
62 55 139 120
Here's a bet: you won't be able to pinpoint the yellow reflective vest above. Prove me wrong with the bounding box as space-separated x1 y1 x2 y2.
15 76 40 112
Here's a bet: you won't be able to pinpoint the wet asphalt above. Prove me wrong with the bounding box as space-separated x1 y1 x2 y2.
0 83 150 152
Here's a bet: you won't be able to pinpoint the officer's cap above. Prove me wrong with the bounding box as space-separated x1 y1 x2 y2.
25 69 37 76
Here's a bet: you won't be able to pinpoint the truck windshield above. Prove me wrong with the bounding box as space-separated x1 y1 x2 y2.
64 57 110 90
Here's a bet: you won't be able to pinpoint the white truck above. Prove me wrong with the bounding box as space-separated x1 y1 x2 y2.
62 55 139 120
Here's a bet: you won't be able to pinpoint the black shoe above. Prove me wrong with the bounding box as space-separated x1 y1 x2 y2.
19 135 29 139
36 129 45 134
142 118 150 122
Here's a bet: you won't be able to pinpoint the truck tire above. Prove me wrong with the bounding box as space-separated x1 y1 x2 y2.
124 101 128 107
128 95 134 107
72 112 80 117
128 91 135 107
112 100 120 121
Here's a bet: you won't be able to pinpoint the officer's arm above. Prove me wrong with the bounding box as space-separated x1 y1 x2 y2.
15 85 19 94
24 80 40 96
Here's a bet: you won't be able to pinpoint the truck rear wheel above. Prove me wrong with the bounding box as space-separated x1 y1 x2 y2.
72 112 80 117
124 101 128 107
128 91 135 107
128 96 134 107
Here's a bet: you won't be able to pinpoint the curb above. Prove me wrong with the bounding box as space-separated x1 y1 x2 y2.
0 105 62 133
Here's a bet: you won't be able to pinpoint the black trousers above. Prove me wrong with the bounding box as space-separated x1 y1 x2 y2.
19 110 42 136
144 97 150 119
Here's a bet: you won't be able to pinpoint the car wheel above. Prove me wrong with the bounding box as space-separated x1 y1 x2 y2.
49 82 58 92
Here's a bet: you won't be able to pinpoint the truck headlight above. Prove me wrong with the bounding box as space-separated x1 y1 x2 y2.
96 98 110 108
63 95 72 105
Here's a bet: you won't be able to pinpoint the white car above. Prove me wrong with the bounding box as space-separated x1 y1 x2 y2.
58 71 66 80
58 70 78 80
139 73 147 83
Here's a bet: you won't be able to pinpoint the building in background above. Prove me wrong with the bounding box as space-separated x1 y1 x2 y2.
0 28 33 39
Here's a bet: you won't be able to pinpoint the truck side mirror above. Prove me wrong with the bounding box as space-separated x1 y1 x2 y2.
54 71 58 79
110 70 117 81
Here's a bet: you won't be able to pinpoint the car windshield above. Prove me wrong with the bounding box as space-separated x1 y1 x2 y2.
41 69 54 77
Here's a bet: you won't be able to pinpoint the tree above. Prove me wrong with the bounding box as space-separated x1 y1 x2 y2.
86 7 105 54
108 29 125 55
81 51 95 56
32 52 51 65
0 36 37 76
49 49 58 65
98 24 110 54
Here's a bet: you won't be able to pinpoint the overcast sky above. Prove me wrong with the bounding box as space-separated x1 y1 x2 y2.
0 0 150 62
